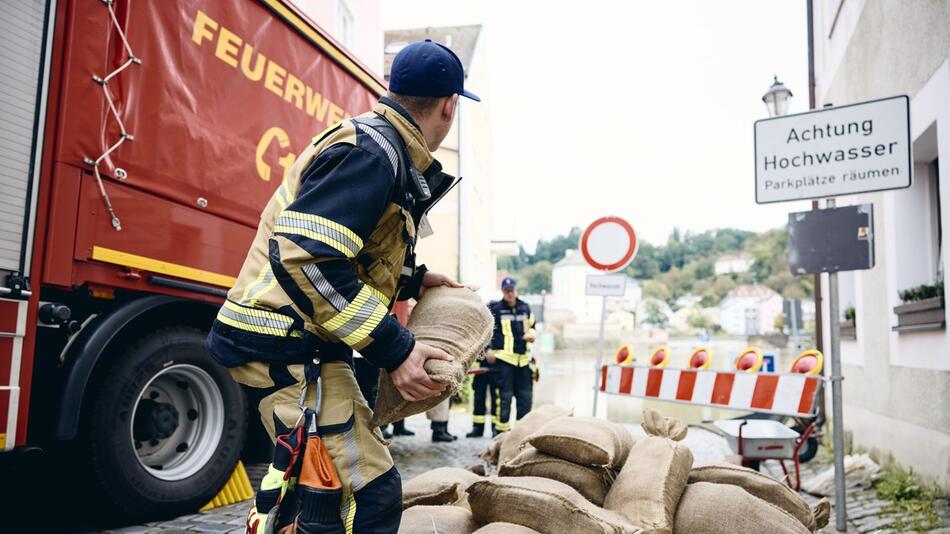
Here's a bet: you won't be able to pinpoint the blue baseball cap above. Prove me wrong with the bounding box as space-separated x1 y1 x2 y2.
501 277 517 289
389 39 480 102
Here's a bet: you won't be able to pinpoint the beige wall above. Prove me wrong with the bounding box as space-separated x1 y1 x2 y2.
815 0 950 490
292 0 383 77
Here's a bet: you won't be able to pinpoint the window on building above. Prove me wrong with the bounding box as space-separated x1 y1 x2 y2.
930 158 943 283
335 0 354 49
895 124 943 294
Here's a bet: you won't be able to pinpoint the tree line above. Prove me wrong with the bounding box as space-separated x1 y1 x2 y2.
498 226 812 308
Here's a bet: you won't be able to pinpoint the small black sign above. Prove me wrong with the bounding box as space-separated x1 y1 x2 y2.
788 204 874 274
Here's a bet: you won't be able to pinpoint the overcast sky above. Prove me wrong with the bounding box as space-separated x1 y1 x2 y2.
382 1 811 252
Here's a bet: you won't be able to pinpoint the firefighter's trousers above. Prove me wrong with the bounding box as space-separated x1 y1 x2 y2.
493 360 533 432
230 360 402 533
471 366 497 426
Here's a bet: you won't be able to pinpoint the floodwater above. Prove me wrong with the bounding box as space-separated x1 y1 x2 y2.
532 337 807 426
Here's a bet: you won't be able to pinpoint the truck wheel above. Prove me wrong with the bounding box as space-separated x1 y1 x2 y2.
89 327 247 519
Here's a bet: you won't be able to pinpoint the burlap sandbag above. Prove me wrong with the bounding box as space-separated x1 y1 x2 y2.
689 463 830 531
478 432 507 466
398 505 478 534
473 523 541 534
372 287 493 427
674 482 811 534
402 467 484 509
468 476 644 534
603 408 693 534
498 404 573 465
527 416 633 468
499 446 615 505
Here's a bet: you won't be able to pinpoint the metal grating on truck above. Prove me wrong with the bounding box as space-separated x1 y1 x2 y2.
0 1 48 274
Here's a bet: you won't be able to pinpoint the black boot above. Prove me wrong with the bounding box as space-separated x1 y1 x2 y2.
492 425 502 437
431 421 457 442
466 423 485 438
392 419 415 436
380 425 392 440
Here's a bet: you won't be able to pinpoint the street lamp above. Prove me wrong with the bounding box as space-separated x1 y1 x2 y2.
762 76 793 117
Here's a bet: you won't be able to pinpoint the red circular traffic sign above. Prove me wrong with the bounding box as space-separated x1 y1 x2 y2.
580 216 638 272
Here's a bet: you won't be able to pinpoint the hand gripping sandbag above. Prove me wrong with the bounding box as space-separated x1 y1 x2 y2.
603 408 693 534
689 463 831 532
372 287 493 427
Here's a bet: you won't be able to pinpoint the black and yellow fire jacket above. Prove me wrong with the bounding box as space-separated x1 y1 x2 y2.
206 98 456 372
488 299 536 367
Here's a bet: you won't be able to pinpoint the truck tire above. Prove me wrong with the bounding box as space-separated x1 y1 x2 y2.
89 327 247 519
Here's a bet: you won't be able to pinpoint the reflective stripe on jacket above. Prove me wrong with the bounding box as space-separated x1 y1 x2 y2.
207 99 452 372
489 299 536 367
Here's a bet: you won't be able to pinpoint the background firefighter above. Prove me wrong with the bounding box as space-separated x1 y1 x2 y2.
484 277 537 436
205 39 480 532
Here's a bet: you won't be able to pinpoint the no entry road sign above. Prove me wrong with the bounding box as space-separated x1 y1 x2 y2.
754 95 911 204
580 216 638 272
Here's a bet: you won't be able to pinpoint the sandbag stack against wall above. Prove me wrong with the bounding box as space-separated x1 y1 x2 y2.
688 464 831 532
603 408 693 534
372 287 494 427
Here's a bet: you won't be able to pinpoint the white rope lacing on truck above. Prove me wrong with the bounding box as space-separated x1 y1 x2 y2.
83 0 140 232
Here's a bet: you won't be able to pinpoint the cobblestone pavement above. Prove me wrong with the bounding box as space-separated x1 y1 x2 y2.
92 411 950 534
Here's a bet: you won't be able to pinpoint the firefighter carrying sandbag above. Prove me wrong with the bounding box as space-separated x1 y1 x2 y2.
206 39 480 533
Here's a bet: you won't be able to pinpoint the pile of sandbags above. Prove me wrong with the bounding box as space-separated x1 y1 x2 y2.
373 287 494 427
401 406 829 534
499 415 632 506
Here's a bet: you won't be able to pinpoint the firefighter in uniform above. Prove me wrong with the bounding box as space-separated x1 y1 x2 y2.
206 39 479 533
486 277 537 435
465 354 497 437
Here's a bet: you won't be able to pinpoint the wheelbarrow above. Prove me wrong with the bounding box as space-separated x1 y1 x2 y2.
714 418 816 491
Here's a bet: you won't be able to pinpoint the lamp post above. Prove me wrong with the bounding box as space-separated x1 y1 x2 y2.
762 76 793 117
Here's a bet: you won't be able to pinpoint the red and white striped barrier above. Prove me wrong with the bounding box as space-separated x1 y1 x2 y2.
599 365 822 417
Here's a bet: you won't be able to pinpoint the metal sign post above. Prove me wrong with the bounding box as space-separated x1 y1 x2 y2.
586 274 627 416
826 203 846 530
579 217 638 417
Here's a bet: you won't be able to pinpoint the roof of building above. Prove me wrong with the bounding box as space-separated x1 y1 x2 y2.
723 284 781 301
715 254 752 263
553 249 588 268
384 25 482 79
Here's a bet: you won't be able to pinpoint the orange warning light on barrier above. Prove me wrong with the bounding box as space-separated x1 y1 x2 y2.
790 349 824 375
614 344 634 365
649 346 670 368
735 347 764 372
689 347 713 369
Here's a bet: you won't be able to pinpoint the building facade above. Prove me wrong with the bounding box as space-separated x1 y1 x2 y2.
813 0 950 489
292 0 383 76
719 284 784 336
549 249 642 324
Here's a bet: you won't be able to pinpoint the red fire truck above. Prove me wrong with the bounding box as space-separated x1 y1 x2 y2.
1 0 384 517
